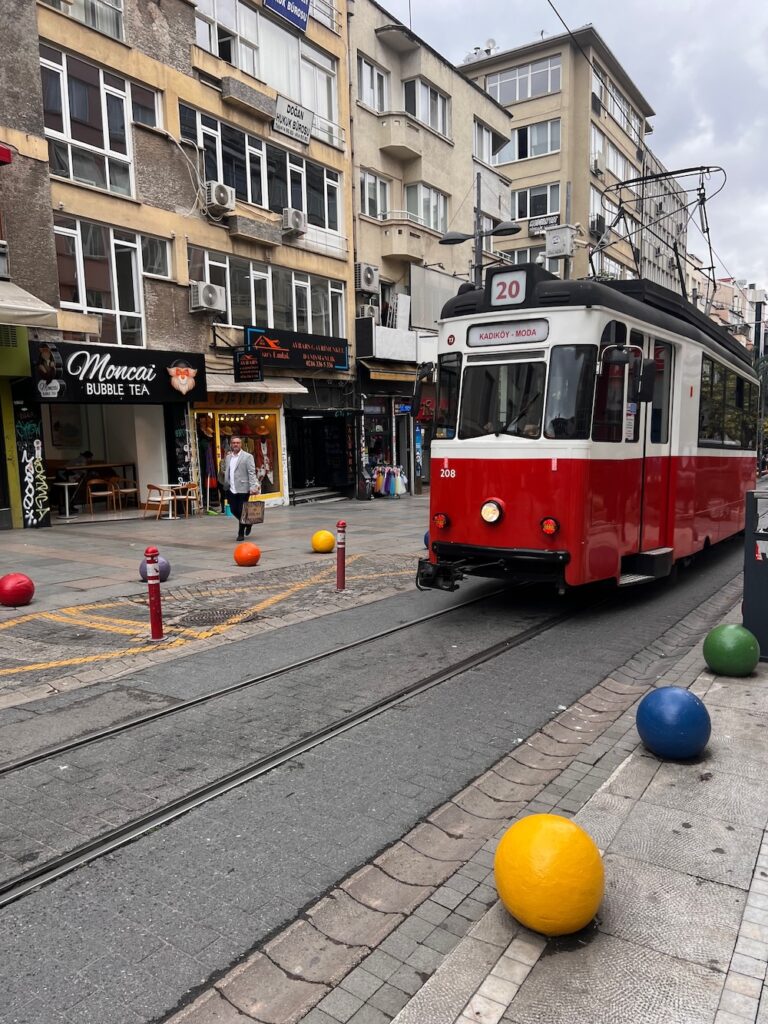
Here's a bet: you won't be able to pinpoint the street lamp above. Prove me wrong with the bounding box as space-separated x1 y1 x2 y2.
438 173 521 287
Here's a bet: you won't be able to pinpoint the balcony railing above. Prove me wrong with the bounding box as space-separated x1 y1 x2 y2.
310 0 341 33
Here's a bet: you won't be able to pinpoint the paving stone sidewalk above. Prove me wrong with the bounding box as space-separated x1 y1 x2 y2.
167 576 751 1024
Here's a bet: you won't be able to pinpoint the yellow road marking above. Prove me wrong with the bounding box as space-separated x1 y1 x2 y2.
0 639 187 677
40 612 145 637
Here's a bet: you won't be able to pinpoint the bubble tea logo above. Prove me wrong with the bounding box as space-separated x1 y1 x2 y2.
167 360 198 396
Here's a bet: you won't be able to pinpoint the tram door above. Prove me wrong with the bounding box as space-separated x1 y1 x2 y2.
640 338 674 550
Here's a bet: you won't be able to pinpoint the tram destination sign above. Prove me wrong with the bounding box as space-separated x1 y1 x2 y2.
245 325 349 372
28 340 207 404
467 320 549 346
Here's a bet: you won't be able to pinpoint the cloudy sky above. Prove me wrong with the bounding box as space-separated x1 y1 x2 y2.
379 0 768 288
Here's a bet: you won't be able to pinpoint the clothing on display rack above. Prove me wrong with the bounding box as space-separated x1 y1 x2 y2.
371 465 408 497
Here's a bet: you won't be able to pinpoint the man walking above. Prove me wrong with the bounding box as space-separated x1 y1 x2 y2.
221 436 259 541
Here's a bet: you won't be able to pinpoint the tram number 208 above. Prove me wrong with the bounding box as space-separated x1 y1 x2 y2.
440 468 456 478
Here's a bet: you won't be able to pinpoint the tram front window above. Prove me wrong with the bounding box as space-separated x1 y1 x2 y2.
459 361 545 439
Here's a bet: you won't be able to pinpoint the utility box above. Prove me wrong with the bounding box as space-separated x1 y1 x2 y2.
544 224 577 259
742 490 768 660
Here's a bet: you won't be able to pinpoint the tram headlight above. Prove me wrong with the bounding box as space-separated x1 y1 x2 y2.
432 512 450 529
480 499 504 524
540 517 560 536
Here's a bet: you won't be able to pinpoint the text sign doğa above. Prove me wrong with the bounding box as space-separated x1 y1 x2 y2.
467 320 549 347
274 96 314 145
489 270 527 307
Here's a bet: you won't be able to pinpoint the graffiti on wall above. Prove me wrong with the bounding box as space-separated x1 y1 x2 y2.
15 415 50 529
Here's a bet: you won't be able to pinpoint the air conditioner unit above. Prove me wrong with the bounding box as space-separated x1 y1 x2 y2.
0 240 8 281
282 207 307 235
654 246 662 258
204 180 236 216
655 201 665 216
591 151 605 176
589 214 606 237
667 257 678 271
354 261 380 293
357 303 380 322
189 280 227 314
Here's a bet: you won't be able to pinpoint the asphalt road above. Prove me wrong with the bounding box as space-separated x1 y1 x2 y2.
0 537 745 1024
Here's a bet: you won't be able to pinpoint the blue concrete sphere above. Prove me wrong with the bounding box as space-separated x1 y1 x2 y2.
424 530 430 549
139 556 171 583
636 687 711 760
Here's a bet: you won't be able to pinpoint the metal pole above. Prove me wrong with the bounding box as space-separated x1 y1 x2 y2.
144 545 164 641
473 172 482 288
336 520 346 591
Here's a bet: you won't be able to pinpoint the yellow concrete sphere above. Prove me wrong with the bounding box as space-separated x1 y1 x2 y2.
494 813 604 936
311 529 335 553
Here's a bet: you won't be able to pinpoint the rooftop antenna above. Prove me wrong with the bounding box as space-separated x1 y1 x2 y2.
484 37 497 53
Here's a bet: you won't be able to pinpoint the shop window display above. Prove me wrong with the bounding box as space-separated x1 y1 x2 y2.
195 410 281 509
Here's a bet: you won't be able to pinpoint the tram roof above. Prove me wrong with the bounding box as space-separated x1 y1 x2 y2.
440 266 755 373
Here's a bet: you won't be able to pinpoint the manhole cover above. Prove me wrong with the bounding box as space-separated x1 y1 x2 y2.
171 609 260 626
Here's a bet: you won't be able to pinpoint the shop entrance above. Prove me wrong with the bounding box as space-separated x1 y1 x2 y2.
286 412 351 495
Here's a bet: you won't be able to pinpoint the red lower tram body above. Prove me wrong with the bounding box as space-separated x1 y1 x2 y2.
418 450 755 591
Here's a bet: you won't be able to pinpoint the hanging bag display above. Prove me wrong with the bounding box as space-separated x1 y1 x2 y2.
240 498 265 526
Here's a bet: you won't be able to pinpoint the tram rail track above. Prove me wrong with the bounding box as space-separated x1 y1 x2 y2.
0 596 586 910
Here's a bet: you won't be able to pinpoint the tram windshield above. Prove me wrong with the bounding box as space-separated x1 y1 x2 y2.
459 361 546 439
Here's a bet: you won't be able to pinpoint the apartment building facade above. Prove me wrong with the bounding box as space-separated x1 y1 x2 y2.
0 0 355 529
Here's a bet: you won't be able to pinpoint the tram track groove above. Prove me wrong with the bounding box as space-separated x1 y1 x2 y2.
0 601 583 909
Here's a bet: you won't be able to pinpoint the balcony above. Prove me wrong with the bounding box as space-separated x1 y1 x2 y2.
379 214 427 262
356 318 418 362
227 214 281 247
378 114 422 161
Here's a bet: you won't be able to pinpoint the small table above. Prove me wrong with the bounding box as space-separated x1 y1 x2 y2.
53 481 80 520
157 484 185 521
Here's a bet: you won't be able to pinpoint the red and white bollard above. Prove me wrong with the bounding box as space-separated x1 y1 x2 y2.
144 545 165 641
336 520 346 592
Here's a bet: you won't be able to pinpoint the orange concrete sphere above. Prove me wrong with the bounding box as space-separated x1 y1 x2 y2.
494 813 604 936
234 542 261 566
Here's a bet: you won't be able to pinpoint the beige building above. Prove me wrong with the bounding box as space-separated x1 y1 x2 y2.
0 0 357 528
461 26 688 289
349 0 512 484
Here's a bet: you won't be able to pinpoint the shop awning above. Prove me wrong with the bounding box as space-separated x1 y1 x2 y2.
0 281 58 327
358 359 418 382
206 372 308 395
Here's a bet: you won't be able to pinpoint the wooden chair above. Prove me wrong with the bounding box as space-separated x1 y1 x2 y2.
143 484 173 519
173 482 200 517
85 477 117 514
108 476 140 510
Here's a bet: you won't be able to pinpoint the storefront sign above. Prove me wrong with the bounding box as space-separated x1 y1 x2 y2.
233 351 264 383
263 0 309 31
274 96 314 145
467 320 549 346
245 326 349 372
394 402 412 415
28 341 207 404
528 214 560 237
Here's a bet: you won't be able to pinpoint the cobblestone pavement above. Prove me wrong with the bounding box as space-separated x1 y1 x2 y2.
161 574 751 1024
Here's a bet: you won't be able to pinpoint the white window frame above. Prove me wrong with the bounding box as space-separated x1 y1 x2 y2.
54 216 146 347
473 120 493 164
404 183 448 233
360 170 389 219
403 78 450 137
495 118 560 163
508 247 560 275
41 48 134 197
357 55 388 112
487 55 561 105
41 0 124 41
512 182 560 221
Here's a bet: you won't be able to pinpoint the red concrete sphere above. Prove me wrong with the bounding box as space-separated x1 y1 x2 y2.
234 542 261 567
0 573 35 608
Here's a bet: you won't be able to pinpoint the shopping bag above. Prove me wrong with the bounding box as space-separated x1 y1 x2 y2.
240 499 264 526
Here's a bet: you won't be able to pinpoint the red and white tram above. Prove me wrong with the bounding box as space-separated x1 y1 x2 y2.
416 263 758 593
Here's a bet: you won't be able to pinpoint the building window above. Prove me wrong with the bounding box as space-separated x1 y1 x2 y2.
494 118 560 163
189 246 345 336
592 63 642 143
357 55 388 112
141 237 170 278
405 183 448 233
487 55 561 105
54 215 152 346
180 104 340 231
194 0 341 145
41 0 124 41
473 121 493 164
39 47 161 197
507 247 560 275
403 78 449 136
360 170 389 219
512 183 560 220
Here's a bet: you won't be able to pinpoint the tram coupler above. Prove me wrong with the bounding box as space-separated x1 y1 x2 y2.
416 557 465 592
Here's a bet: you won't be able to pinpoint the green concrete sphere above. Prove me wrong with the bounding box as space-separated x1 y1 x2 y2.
703 624 760 677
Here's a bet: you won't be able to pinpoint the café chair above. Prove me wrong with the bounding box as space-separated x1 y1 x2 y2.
144 484 173 519
174 482 200 517
85 477 117 514
109 476 139 510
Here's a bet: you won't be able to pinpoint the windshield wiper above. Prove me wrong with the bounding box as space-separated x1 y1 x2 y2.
501 392 541 433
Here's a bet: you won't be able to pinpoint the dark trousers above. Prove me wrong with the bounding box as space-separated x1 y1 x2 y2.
227 491 250 534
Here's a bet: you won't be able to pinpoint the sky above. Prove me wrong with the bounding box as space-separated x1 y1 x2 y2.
379 0 768 289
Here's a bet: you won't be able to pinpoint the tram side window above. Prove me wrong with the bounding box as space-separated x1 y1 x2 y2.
593 320 630 443
744 383 758 449
544 345 597 439
650 342 673 444
724 372 741 447
699 357 724 443
435 352 461 439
